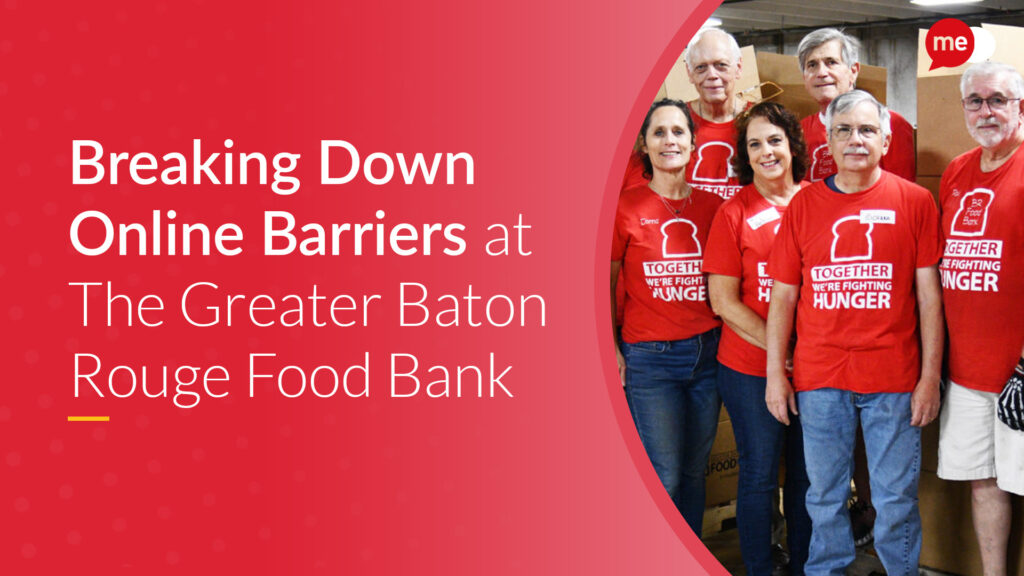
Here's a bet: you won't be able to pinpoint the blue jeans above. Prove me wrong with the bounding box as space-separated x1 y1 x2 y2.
798 389 921 576
719 365 811 576
623 328 720 535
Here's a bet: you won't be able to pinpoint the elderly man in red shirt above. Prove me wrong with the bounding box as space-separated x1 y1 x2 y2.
938 61 1024 576
797 28 916 183
765 90 942 576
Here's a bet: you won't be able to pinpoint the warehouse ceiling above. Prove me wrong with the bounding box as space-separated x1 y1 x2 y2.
714 0 1024 36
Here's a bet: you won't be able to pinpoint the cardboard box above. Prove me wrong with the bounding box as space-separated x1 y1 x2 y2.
705 407 738 507
916 73 975 177
919 471 1024 575
916 175 942 200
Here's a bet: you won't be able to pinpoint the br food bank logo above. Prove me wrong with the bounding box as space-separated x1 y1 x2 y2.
942 189 1002 293
809 143 836 182
950 189 993 237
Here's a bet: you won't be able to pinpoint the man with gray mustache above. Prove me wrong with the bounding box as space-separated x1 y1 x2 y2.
764 90 943 576
938 61 1024 576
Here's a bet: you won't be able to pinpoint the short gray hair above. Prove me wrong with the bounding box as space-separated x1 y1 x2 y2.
684 28 741 68
825 90 891 137
960 61 1024 99
797 28 860 72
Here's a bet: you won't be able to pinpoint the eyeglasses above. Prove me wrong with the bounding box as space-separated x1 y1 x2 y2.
830 124 881 141
962 96 1021 112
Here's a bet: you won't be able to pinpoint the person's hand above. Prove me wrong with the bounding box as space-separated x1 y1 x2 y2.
998 363 1024 431
910 378 941 427
616 346 626 386
766 374 797 425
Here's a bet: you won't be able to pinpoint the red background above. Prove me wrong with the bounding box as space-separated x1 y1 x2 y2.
1 0 729 573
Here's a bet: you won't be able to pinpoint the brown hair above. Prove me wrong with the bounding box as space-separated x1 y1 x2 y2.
732 101 808 185
639 99 696 180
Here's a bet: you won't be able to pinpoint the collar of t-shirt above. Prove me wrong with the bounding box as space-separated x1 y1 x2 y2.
825 174 841 193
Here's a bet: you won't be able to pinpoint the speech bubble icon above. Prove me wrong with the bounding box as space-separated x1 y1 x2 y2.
968 26 996 63
926 18 974 71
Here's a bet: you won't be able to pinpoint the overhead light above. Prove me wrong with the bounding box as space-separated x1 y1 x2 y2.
910 0 983 6
701 17 723 28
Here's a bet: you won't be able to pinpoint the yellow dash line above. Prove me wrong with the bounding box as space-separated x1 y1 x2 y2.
67 416 110 422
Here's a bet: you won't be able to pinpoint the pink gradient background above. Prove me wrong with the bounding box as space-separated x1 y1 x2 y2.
1 0 729 573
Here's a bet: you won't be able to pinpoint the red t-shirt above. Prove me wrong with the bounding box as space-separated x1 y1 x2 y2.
801 111 916 182
620 151 648 193
686 104 742 200
703 184 801 376
612 185 723 343
766 172 941 393
614 152 650 327
940 144 1024 393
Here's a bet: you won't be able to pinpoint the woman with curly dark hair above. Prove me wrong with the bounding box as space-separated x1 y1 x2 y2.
702 101 811 576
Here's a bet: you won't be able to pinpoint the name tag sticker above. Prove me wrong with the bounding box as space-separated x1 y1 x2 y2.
747 207 781 230
860 209 896 224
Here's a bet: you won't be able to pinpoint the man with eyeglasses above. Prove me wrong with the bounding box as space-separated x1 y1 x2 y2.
937 61 1024 576
797 29 918 550
764 90 943 576
797 28 916 183
683 27 746 200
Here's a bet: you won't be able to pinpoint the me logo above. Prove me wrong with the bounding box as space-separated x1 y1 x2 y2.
661 218 701 258
830 215 874 262
925 18 996 71
950 189 994 237
690 141 735 183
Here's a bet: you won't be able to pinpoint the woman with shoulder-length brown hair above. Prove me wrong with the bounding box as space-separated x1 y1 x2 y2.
702 101 811 576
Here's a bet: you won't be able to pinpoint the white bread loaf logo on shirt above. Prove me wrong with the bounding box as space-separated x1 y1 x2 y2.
830 215 874 262
689 141 735 183
950 189 994 237
660 218 701 258
829 211 896 262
